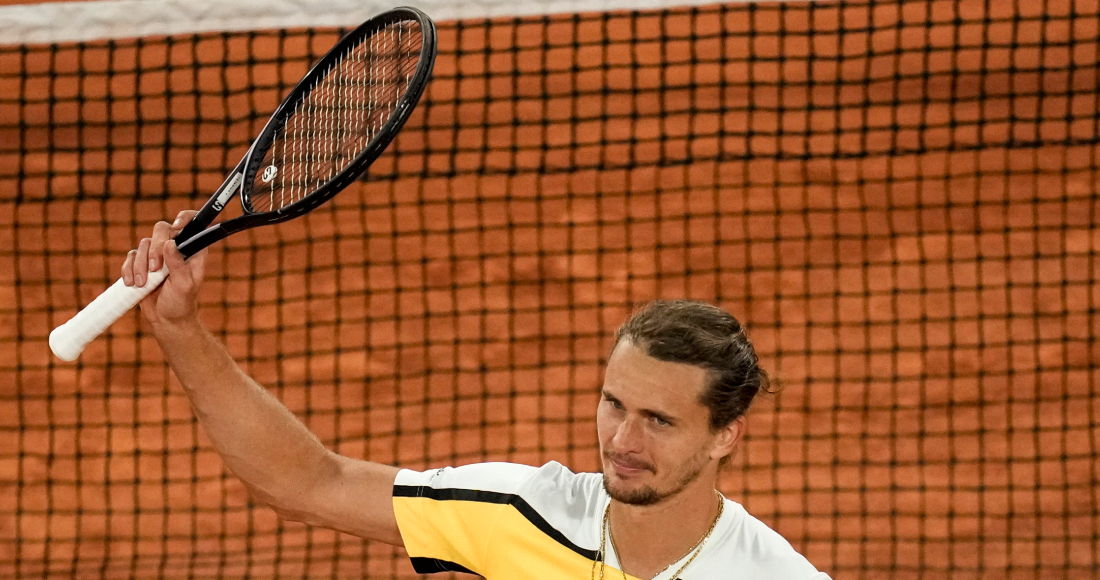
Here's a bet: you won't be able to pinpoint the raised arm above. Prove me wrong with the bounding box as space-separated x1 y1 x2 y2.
124 211 403 545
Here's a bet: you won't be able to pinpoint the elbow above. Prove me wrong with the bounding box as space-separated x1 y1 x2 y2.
252 483 334 528
249 451 343 527
268 501 321 525
239 483 305 522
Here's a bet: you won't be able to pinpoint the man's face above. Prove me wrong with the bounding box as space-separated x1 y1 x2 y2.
597 340 731 506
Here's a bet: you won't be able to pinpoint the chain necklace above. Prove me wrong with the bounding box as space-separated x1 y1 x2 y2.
591 491 724 580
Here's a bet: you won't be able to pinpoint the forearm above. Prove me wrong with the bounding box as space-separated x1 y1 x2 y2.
152 316 335 509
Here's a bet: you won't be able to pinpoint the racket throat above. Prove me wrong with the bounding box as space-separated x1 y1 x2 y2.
176 224 230 259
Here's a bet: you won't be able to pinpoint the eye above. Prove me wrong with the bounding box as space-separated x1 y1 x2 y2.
602 394 625 411
651 415 671 427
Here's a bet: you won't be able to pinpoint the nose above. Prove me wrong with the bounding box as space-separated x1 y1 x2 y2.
611 415 644 454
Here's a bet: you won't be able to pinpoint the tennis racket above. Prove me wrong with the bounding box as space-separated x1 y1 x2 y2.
50 6 437 361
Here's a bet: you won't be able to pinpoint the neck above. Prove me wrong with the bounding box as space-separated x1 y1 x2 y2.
608 475 722 579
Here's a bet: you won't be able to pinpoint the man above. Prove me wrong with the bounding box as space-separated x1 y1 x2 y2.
122 211 830 580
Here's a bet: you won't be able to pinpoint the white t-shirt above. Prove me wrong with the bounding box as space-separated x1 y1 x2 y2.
392 461 831 580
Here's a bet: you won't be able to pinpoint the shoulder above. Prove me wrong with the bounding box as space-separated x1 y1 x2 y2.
395 461 541 495
395 460 601 499
395 461 605 550
693 500 830 580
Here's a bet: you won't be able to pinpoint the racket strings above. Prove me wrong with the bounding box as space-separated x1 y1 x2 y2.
247 20 424 213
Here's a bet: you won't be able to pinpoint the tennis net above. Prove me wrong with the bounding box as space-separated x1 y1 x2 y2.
1 0 1096 578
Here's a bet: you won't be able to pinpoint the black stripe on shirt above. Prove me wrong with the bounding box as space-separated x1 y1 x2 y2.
394 484 600 562
410 557 478 575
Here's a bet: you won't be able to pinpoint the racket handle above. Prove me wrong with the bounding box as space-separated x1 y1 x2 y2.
49 265 169 361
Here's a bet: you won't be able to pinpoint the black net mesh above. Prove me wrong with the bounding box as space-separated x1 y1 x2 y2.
1 1 1097 578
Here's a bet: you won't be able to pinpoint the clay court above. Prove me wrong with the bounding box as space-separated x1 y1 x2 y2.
1 0 1097 578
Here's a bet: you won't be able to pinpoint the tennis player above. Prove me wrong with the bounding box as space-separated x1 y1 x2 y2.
122 211 831 580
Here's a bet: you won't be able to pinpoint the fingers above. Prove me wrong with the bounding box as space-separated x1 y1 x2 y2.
146 219 179 273
131 223 168 287
172 209 198 229
123 210 198 287
122 249 137 286
131 237 153 287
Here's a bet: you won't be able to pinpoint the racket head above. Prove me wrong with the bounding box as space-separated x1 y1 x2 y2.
238 7 436 221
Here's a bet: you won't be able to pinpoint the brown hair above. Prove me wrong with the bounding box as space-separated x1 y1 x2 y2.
613 299 772 431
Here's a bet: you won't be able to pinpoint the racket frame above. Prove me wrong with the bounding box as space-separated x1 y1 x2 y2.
175 6 437 258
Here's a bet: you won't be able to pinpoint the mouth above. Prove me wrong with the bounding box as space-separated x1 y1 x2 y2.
605 453 653 477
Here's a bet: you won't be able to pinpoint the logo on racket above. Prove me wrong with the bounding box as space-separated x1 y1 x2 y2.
261 165 279 183
213 171 243 211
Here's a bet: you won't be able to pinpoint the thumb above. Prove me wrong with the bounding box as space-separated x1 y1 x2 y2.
164 240 207 288
163 240 187 272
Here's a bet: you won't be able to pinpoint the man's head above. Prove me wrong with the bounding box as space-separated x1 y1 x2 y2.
597 299 770 505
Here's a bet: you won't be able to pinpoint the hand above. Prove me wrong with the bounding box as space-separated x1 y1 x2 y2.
121 210 208 326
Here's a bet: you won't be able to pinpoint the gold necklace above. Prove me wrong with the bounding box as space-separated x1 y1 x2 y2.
593 491 725 580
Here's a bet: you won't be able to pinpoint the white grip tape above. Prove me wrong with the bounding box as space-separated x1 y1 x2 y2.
49 265 169 361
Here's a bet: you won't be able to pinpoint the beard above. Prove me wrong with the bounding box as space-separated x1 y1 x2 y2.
602 447 711 506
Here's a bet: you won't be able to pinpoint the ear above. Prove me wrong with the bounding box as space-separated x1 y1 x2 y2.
710 415 747 461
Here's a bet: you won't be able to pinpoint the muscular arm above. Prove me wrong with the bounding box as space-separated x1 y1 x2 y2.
126 212 402 545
